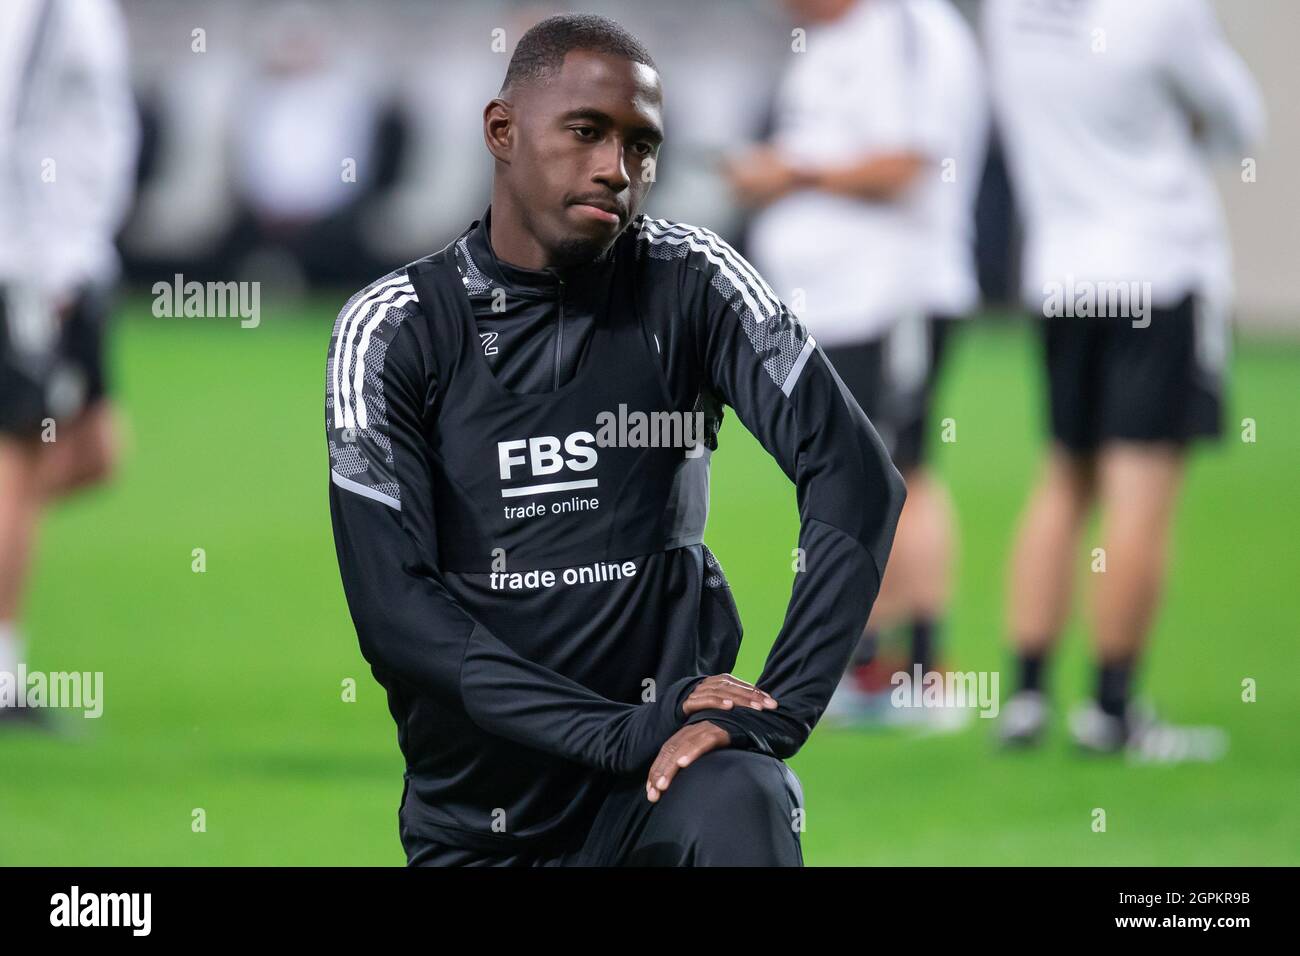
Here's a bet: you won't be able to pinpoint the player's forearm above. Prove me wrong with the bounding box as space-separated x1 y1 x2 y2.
462 635 704 772
684 521 885 758
692 348 907 757
331 488 696 773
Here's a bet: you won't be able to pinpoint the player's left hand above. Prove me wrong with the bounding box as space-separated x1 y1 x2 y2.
645 720 730 803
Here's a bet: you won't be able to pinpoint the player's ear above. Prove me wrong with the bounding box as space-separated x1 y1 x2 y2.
483 98 514 163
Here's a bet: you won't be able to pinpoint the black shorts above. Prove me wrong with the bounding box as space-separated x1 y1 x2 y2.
821 314 956 472
399 749 805 867
1042 294 1226 454
0 284 111 437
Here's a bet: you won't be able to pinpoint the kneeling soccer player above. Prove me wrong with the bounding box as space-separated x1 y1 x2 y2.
326 14 905 865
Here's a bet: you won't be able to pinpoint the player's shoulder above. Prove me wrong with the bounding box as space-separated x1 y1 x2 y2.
327 266 421 502
635 214 781 300
627 214 737 260
327 265 427 417
333 267 419 332
329 266 427 357
625 215 763 287
627 216 809 390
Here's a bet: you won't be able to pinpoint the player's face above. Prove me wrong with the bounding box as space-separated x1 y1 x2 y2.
510 51 663 265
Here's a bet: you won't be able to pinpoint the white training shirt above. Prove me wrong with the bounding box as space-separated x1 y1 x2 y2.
911 0 988 319
0 0 138 298
983 0 1265 311
748 0 987 345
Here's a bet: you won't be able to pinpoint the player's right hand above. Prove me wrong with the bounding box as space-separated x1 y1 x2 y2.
681 673 777 716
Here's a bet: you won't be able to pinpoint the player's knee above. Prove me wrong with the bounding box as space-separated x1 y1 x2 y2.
669 750 794 824
658 750 802 865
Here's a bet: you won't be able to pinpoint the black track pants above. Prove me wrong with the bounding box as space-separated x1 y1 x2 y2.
401 750 805 867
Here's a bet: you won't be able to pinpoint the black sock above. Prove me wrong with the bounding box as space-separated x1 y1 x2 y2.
1097 661 1134 719
911 618 937 674
1018 651 1048 694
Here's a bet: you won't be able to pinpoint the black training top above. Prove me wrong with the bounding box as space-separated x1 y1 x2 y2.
325 208 906 852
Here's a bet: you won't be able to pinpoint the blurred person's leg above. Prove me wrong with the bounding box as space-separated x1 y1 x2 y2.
0 286 54 709
1 283 121 720
1089 443 1184 720
1000 313 1100 744
37 401 119 501
37 286 119 501
1069 294 1224 755
0 437 44 687
1007 447 1096 677
883 316 957 677
890 466 955 672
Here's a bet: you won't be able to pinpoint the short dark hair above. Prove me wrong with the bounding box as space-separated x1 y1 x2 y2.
500 14 657 95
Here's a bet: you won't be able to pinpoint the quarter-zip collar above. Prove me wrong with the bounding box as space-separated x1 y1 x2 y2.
466 205 617 303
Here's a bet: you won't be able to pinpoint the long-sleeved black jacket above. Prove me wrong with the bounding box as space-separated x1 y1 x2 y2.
325 208 905 851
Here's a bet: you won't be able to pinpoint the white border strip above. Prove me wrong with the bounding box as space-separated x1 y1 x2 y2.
501 479 599 499
331 469 401 511
781 335 817 397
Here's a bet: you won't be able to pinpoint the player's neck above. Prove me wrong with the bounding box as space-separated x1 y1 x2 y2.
486 192 556 272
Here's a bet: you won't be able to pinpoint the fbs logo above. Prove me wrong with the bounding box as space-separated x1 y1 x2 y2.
497 432 598 498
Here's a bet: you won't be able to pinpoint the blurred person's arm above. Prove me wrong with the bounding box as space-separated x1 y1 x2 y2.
798 151 928 201
26 0 139 301
326 280 711 775
672 237 907 760
1162 0 1265 155
808 7 983 207
725 146 927 207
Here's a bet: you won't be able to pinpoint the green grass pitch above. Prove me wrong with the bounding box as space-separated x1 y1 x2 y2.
1 301 1296 865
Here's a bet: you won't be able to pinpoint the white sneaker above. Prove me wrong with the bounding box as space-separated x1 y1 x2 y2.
998 690 1048 747
1068 701 1128 753
1069 701 1229 764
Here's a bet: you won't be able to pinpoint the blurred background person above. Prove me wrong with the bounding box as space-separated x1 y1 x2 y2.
725 0 987 726
115 1 780 294
986 0 1265 758
223 1 404 290
0 0 139 724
